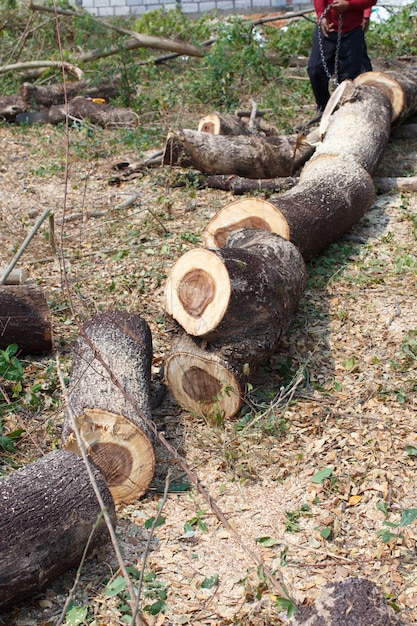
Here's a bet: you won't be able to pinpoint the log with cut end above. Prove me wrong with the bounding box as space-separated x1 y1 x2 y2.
197 113 278 136
164 331 243 419
31 96 138 128
354 68 417 123
162 129 316 178
0 449 116 613
317 80 392 174
0 284 52 354
62 311 155 505
203 155 375 260
165 228 306 342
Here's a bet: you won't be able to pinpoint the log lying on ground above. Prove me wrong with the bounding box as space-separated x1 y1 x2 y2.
197 112 278 136
165 228 306 341
354 68 417 123
0 284 52 354
62 311 155 505
20 96 138 128
0 449 116 613
165 232 305 418
316 80 392 174
171 172 299 195
374 175 417 193
203 155 375 260
162 129 317 178
165 330 244 418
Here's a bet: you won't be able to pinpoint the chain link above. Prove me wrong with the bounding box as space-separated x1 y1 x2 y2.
318 5 343 87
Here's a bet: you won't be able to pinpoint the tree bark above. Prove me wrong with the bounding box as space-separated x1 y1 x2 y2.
162 129 316 178
354 68 417 123
165 228 306 342
0 284 52 354
317 80 392 174
62 311 155 505
0 449 116 613
204 155 375 260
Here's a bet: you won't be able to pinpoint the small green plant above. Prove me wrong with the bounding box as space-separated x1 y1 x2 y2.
283 504 311 533
0 344 24 382
183 509 208 536
376 501 417 547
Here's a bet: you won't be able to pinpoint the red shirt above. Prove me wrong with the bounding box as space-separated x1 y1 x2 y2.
314 0 377 32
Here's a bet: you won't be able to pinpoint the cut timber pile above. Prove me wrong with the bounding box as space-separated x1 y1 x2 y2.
0 284 52 354
0 450 116 613
163 66 417 417
62 311 155 505
165 229 306 417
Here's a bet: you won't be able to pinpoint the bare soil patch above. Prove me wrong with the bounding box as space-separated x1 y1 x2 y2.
0 117 417 626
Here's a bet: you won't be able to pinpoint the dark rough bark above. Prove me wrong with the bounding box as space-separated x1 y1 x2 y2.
0 450 116 614
292 577 403 625
62 311 155 505
163 129 316 178
0 284 52 354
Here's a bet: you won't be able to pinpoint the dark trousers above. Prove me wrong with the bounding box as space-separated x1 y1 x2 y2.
307 25 368 111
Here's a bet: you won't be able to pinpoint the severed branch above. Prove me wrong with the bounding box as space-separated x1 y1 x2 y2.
0 60 83 79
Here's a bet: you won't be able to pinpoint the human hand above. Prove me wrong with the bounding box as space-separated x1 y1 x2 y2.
320 17 335 35
362 16 370 30
331 0 349 13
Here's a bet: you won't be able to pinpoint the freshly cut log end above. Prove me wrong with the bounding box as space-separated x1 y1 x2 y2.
165 248 231 336
203 197 290 249
62 311 156 505
0 284 52 354
165 333 242 419
354 71 404 121
64 408 155 505
0 449 116 613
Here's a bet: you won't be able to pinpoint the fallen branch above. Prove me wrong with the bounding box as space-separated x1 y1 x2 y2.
0 60 83 79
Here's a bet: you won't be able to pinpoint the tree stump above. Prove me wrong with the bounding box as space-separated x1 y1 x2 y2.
0 284 52 354
62 311 155 505
203 155 375 260
0 449 116 613
162 128 316 178
165 228 306 341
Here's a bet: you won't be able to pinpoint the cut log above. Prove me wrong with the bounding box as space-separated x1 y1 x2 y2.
316 81 392 174
21 79 120 108
373 175 417 194
0 284 52 354
354 68 417 123
203 155 375 260
0 449 116 613
164 330 243 419
20 96 138 128
197 113 278 136
0 267 26 285
62 311 155 505
162 129 316 178
165 228 306 341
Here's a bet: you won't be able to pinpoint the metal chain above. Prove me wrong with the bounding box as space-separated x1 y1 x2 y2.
318 4 343 87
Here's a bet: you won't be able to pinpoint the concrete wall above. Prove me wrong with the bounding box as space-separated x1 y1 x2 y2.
77 0 303 19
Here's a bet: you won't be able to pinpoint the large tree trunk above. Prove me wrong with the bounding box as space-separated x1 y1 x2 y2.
162 129 316 178
316 81 392 174
62 311 155 505
165 228 306 341
0 284 52 354
0 450 116 613
203 156 375 260
354 68 417 123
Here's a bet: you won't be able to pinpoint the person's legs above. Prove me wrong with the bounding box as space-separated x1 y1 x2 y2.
307 26 337 112
338 26 367 82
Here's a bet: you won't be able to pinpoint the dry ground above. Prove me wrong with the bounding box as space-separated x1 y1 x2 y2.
0 110 417 626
